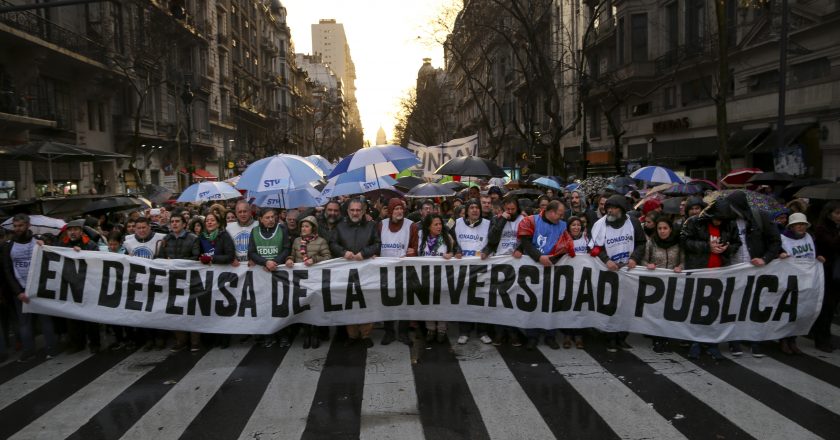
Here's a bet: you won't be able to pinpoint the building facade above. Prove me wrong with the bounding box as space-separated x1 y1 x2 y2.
295 52 346 159
0 0 344 200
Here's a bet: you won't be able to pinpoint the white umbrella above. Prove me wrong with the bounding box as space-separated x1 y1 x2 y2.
2 215 66 235
236 154 324 195
177 181 242 203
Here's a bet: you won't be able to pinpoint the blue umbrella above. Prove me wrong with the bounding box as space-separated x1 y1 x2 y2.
565 183 581 191
320 167 398 199
236 154 324 195
630 166 684 184
252 184 324 209
533 177 563 190
177 182 241 203
306 155 335 175
327 145 420 179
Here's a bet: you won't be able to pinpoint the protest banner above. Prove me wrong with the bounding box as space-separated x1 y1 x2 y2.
407 134 478 178
25 246 823 343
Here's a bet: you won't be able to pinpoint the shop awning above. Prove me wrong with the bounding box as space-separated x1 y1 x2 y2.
749 123 816 154
728 127 771 155
180 168 218 181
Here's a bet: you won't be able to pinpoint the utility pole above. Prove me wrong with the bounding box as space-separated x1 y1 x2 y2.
776 0 789 158
181 82 195 186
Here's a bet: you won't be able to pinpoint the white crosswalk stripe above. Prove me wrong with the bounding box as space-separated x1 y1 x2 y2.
0 333 838 440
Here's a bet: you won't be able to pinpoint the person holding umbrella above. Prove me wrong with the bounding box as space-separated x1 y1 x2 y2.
248 208 291 348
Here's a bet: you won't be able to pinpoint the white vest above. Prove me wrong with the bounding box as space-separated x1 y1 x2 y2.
226 221 258 261
124 233 166 259
11 240 35 288
454 217 490 256
597 217 635 265
781 234 816 259
496 215 524 256
572 235 590 255
380 219 413 257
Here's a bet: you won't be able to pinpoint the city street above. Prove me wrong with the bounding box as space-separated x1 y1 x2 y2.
1 327 839 439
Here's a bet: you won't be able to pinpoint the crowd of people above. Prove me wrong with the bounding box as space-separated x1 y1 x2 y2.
0 180 837 363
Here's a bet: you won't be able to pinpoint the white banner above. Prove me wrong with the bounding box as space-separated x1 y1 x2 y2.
25 246 823 343
407 134 479 178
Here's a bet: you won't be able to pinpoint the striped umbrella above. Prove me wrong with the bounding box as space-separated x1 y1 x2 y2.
630 166 684 184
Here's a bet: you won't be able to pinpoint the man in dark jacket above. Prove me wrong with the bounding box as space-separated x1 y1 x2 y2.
331 198 380 348
318 200 343 244
159 213 200 260
724 190 782 357
56 219 101 353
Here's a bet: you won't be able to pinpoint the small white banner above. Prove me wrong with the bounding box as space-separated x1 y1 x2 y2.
25 246 823 343
407 134 479 178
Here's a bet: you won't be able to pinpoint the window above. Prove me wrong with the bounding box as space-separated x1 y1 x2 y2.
685 0 705 54
631 102 651 116
617 17 625 65
589 105 601 138
790 58 830 84
681 76 712 106
662 86 676 110
748 70 779 92
630 14 648 62
666 2 679 53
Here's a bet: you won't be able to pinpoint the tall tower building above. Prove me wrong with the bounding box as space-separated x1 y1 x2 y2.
376 126 387 146
311 19 362 140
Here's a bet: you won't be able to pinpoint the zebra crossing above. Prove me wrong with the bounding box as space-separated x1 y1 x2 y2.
0 327 839 440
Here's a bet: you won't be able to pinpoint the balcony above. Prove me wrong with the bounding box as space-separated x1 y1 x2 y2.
654 38 717 75
217 32 230 45
0 0 107 64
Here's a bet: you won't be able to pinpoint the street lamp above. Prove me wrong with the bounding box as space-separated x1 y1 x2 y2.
181 82 195 186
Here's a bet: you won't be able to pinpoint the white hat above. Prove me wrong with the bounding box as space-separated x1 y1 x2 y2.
787 212 810 228
150 208 161 216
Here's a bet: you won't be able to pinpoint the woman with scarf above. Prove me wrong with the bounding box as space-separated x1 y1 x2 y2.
285 216 332 348
416 214 460 343
564 216 590 349
638 217 683 353
195 212 235 349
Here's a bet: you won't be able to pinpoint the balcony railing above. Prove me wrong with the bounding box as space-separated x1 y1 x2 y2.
0 0 106 64
654 38 718 75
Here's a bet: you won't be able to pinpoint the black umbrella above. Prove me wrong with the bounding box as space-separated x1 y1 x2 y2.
613 176 637 187
434 156 506 178
405 183 457 198
145 184 173 204
83 197 143 215
507 188 544 197
442 181 468 191
0 141 129 192
747 172 795 185
794 183 840 200
782 178 832 199
394 176 425 192
661 197 684 215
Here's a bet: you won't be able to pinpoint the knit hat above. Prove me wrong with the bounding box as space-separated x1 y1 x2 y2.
605 194 629 213
388 198 405 213
66 219 86 229
787 212 810 228
299 215 319 232
641 199 662 215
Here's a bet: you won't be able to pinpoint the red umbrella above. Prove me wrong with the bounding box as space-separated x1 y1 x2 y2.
720 168 762 187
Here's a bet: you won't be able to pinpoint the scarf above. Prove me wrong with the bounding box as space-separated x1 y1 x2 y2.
202 228 220 242
422 233 443 256
299 234 317 260
652 230 680 249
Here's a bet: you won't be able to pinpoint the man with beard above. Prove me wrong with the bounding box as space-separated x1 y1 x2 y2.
331 198 381 348
377 198 419 345
566 190 588 220
1 214 58 361
319 200 343 243
484 197 525 346
453 199 492 344
517 200 575 350
226 200 258 266
723 190 782 358
586 194 609 232
590 195 645 352
56 219 101 353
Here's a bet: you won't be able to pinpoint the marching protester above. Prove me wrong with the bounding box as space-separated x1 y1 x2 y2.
56 219 101 354
591 195 645 352
567 190 588 220
484 197 525 346
517 200 575 350
330 198 381 348
812 201 840 353
248 208 291 347
226 200 258 266
566 216 590 348
377 198 418 345
452 199 492 344
1 214 58 362
639 216 684 353
198 211 236 349
124 217 166 259
681 199 742 360
160 212 201 352
725 190 782 358
415 213 460 343
285 216 333 349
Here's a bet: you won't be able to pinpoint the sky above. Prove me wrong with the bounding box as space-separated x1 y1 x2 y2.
282 0 456 145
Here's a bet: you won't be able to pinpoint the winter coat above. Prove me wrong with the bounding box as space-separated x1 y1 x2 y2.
159 230 200 260
814 222 840 292
680 214 742 270
199 230 236 264
289 236 332 264
640 237 683 270
330 217 380 258
726 191 782 263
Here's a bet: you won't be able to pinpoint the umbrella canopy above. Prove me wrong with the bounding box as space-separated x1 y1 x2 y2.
328 145 420 179
237 154 325 195
794 183 840 200
747 172 795 185
565 183 581 191
703 189 784 215
177 182 242 203
0 141 129 191
252 184 324 209
720 168 763 187
661 197 684 215
319 167 398 199
662 182 706 196
533 177 563 190
305 155 335 175
394 176 425 192
405 183 457 198
2 214 66 235
687 179 719 191
83 197 144 215
507 188 544 197
145 184 173 204
613 176 638 187
782 178 832 199
434 156 506 178
630 166 684 184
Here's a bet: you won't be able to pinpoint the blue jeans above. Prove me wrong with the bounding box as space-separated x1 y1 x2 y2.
15 296 58 355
